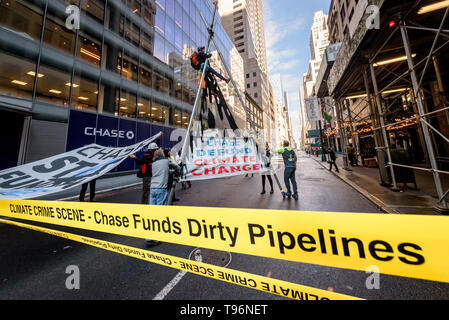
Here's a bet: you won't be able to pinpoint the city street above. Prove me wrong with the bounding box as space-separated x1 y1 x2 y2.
1 153 448 300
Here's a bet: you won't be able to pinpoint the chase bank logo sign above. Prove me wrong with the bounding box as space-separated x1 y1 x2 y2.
84 127 135 140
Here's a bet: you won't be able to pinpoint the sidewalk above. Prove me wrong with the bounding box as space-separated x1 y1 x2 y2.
35 173 142 201
309 153 449 215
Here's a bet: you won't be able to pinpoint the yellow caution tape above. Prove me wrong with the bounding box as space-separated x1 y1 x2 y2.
1 199 449 284
0 218 360 300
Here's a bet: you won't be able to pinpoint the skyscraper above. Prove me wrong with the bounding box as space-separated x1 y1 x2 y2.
219 0 275 143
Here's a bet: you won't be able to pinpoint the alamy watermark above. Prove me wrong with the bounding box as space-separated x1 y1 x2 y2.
65 265 80 290
65 5 80 30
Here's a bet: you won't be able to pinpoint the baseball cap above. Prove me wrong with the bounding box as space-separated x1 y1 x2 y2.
148 143 159 150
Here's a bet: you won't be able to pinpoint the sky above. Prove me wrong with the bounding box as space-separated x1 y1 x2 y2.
264 0 331 146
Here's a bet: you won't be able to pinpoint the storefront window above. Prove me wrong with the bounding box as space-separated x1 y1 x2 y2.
35 64 71 106
0 0 43 42
0 50 36 99
98 83 119 115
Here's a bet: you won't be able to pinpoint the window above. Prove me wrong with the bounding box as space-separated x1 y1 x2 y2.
137 95 151 121
77 31 102 66
253 82 257 87
254 92 258 98
119 90 137 118
71 62 99 112
82 0 105 23
35 64 71 107
253 72 257 77
0 50 36 100
0 0 44 41
151 100 164 124
43 10 76 55
246 83 250 89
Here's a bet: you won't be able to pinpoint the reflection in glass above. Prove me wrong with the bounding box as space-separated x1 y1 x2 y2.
36 64 71 106
72 63 98 112
141 31 154 55
174 108 182 127
0 50 36 99
119 90 137 118
155 5 165 35
154 33 165 62
140 62 152 87
152 100 164 124
137 95 151 121
122 53 139 82
82 0 105 23
142 0 156 27
0 0 43 41
77 32 102 66
124 18 140 46
43 11 76 54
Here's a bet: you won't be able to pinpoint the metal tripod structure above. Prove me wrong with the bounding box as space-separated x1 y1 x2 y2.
168 1 285 205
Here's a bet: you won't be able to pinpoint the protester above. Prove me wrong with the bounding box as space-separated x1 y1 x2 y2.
150 148 180 206
129 142 159 204
328 147 339 173
273 141 298 200
261 143 274 195
79 179 96 202
164 148 179 202
192 47 230 83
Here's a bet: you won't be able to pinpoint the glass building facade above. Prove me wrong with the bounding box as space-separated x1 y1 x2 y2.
0 0 242 171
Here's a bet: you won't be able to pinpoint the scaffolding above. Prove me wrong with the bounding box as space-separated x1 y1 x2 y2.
325 0 449 213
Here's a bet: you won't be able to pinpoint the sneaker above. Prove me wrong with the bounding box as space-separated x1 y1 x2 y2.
292 194 299 200
270 190 274 195
261 190 266 195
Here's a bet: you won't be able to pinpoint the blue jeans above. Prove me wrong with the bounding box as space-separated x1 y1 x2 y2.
284 167 298 195
150 188 168 206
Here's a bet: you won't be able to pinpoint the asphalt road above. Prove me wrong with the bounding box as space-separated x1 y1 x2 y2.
1 153 448 300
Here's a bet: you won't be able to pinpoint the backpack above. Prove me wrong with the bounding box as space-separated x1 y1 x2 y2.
191 52 201 70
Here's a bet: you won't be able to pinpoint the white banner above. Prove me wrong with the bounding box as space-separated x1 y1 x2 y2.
181 136 267 182
305 96 320 122
0 132 162 199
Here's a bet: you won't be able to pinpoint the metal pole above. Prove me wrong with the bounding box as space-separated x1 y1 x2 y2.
369 62 399 191
362 67 382 150
400 23 448 209
335 99 350 170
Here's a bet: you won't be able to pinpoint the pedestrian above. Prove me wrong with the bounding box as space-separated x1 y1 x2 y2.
273 141 298 200
191 46 230 83
328 147 339 173
347 144 356 166
129 142 159 204
150 148 180 206
261 142 274 195
79 179 96 202
164 148 179 202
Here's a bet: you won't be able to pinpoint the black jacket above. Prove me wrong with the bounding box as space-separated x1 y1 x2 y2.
329 149 337 161
197 51 211 65
134 152 154 178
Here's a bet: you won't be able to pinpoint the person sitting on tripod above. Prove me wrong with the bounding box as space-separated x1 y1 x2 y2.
192 47 230 83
